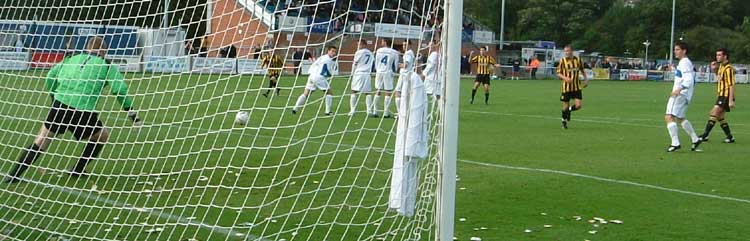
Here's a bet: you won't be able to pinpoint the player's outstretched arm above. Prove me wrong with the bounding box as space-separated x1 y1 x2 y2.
106 65 142 127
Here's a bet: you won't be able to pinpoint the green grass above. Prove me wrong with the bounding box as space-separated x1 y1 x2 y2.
0 71 749 240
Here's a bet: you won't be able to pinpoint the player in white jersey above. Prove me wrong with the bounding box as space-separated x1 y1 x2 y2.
374 38 400 118
349 40 374 116
422 40 442 100
293 46 338 115
394 40 416 115
665 42 702 152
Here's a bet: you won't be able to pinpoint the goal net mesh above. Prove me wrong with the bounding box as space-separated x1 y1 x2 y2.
0 0 449 240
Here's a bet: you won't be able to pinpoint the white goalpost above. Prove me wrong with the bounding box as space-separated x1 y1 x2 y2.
0 0 459 240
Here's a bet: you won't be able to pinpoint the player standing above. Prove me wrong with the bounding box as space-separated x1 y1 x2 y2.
4 37 142 183
292 46 337 115
349 40 374 116
261 48 285 97
665 42 702 152
373 38 400 118
395 40 416 115
700 48 736 143
557 45 589 129
423 40 442 100
469 46 500 104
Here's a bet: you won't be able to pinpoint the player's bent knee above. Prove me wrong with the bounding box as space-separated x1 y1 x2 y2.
91 129 110 143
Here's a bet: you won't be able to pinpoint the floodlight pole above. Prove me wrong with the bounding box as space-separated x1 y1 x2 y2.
669 0 676 65
643 40 651 69
499 0 505 49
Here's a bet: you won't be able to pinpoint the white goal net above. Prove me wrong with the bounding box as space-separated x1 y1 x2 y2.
0 0 458 240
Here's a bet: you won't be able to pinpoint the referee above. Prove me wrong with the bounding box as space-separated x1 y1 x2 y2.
469 46 500 104
4 36 142 183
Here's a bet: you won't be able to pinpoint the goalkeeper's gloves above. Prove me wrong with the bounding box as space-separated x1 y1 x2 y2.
125 108 143 127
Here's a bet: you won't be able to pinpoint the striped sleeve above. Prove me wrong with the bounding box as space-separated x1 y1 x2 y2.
556 58 565 75
727 67 736 86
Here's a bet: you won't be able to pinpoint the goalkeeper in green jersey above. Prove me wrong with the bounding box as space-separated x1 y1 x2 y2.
4 36 142 183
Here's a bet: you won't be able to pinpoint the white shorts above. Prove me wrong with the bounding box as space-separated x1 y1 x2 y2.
665 95 689 119
424 75 441 96
351 74 371 93
305 76 329 91
375 73 394 91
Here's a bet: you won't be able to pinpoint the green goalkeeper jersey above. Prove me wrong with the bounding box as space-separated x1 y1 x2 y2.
45 53 134 111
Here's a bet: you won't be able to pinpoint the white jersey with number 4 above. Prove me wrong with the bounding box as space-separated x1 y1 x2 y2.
375 47 399 74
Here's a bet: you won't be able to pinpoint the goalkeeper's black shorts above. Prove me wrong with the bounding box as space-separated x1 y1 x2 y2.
44 100 104 140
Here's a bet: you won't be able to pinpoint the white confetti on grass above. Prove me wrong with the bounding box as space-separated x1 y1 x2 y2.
198 176 209 182
470 237 482 241
543 224 553 228
524 229 533 233
588 230 598 234
458 218 467 222
611 219 624 224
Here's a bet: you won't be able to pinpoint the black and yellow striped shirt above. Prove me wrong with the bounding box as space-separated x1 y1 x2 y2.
262 55 285 76
557 57 585 93
717 63 735 97
470 55 497 75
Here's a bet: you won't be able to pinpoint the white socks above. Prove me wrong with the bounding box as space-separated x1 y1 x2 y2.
365 95 373 114
667 122 680 146
325 94 333 114
294 94 307 112
384 96 392 116
681 120 700 143
395 97 401 114
349 94 357 114
374 95 381 114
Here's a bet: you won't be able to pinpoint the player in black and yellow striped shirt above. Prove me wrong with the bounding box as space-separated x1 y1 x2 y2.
469 46 500 104
556 45 589 129
261 49 285 97
700 48 736 143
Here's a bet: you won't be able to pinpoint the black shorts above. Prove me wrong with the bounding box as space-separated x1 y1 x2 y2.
44 100 104 140
560 91 583 102
475 74 491 85
716 96 731 112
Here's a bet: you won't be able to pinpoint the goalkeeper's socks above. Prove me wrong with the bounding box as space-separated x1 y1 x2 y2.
5 144 42 183
325 95 333 114
484 93 489 104
71 142 104 177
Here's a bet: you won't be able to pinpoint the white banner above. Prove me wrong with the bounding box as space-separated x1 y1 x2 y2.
278 15 308 32
237 59 263 74
300 60 313 74
144 56 190 73
0 52 29 70
374 23 423 39
472 30 495 44
106 55 141 72
193 57 237 74
737 74 749 84
695 72 711 83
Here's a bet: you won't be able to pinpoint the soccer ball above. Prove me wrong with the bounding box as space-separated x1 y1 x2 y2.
234 111 249 125
491 75 498 80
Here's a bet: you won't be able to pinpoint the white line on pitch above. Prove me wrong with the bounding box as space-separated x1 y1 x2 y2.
459 159 750 204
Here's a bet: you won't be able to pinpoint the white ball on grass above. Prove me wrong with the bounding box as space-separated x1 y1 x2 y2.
235 111 249 125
